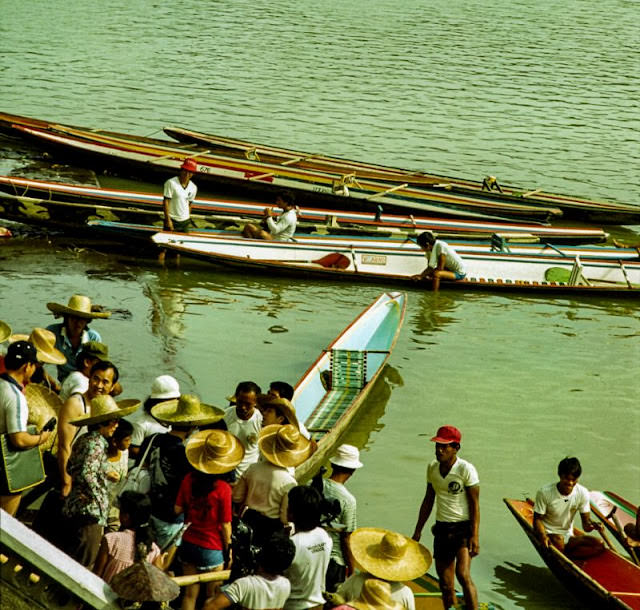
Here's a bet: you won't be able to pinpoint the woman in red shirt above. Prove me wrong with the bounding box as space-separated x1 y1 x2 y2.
175 429 244 610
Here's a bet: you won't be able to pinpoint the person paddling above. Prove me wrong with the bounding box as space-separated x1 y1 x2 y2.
412 231 466 292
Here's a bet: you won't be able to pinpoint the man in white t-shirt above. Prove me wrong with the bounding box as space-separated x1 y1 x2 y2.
284 485 332 610
159 158 197 264
412 231 466 291
242 191 297 241
224 381 263 478
533 456 604 558
204 532 295 610
412 425 479 610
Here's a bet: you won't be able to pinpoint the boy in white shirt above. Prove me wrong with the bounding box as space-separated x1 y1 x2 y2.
533 456 604 558
413 231 466 291
242 191 297 241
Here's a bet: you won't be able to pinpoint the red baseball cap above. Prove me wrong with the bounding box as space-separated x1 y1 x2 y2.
180 159 198 173
430 425 461 444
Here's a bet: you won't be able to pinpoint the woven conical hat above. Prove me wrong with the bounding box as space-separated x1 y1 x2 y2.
110 560 179 602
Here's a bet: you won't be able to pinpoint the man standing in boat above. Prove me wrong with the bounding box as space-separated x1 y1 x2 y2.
412 231 466 291
533 456 604 558
242 190 297 241
412 425 479 610
159 158 198 264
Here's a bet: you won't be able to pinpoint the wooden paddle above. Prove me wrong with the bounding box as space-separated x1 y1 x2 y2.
259 252 351 269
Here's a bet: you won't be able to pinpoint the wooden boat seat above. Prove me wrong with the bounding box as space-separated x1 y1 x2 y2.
305 349 367 435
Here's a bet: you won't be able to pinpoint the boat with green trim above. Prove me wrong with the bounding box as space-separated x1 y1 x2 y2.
293 292 406 482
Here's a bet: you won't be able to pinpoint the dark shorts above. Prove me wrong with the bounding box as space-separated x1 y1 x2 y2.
179 539 224 571
432 520 472 563
165 218 191 233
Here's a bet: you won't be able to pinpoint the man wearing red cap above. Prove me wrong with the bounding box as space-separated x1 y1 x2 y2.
411 425 479 610
159 159 198 263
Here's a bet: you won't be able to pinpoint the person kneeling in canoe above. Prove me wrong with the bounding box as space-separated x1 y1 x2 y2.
533 456 605 559
242 190 297 241
412 231 466 291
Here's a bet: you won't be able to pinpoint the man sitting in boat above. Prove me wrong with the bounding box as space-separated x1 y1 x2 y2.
412 231 466 291
242 190 297 241
533 457 605 558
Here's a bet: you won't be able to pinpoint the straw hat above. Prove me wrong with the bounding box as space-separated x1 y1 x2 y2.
9 328 66 365
151 394 225 427
70 394 141 427
0 320 11 343
258 424 313 468
25 384 62 452
46 294 111 319
260 397 300 430
348 528 432 582
111 560 180 602
186 429 245 474
347 578 403 610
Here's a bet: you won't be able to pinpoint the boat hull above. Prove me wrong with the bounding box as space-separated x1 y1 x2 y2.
504 498 640 609
151 232 640 296
293 292 406 481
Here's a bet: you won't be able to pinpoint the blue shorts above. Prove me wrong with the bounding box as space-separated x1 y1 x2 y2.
454 271 467 280
179 540 224 571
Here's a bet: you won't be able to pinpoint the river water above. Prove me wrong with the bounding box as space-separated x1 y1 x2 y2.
1 1 639 608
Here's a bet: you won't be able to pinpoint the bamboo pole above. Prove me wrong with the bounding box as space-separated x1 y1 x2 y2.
172 569 231 587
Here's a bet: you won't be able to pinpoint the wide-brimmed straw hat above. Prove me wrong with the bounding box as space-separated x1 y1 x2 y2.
9 328 66 365
347 578 403 610
260 397 300 430
70 394 141 427
111 560 180 602
186 429 245 474
25 383 63 452
151 394 225 427
46 294 111 319
348 527 432 582
258 423 313 468
0 320 10 343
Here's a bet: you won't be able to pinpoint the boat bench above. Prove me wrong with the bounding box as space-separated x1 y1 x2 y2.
305 349 367 436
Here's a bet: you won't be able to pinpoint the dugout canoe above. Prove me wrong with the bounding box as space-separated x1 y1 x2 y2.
292 292 405 482
88 219 639 261
151 231 640 296
504 498 640 609
0 113 562 222
408 575 494 609
164 124 640 224
590 491 640 563
0 175 611 243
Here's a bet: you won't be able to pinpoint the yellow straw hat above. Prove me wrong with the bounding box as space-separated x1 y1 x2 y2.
25 384 62 452
259 397 300 430
186 429 245 474
47 294 111 319
258 424 313 468
347 527 432 582
0 320 11 343
9 328 66 365
70 395 141 427
347 578 403 610
151 394 225 428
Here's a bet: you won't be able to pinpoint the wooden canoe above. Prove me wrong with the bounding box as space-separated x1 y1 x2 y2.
408 574 495 609
293 292 405 482
0 175 612 244
151 231 640 296
163 124 640 224
590 491 640 563
88 220 640 261
0 113 564 222
504 498 640 609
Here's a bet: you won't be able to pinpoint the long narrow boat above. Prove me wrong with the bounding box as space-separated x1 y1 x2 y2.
504 498 640 609
88 219 640 261
0 176 612 244
293 292 405 481
151 231 640 296
409 574 494 609
590 491 640 562
0 113 565 222
164 124 640 224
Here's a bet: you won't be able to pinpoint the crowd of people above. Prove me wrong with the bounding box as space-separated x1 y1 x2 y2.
0 295 637 610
